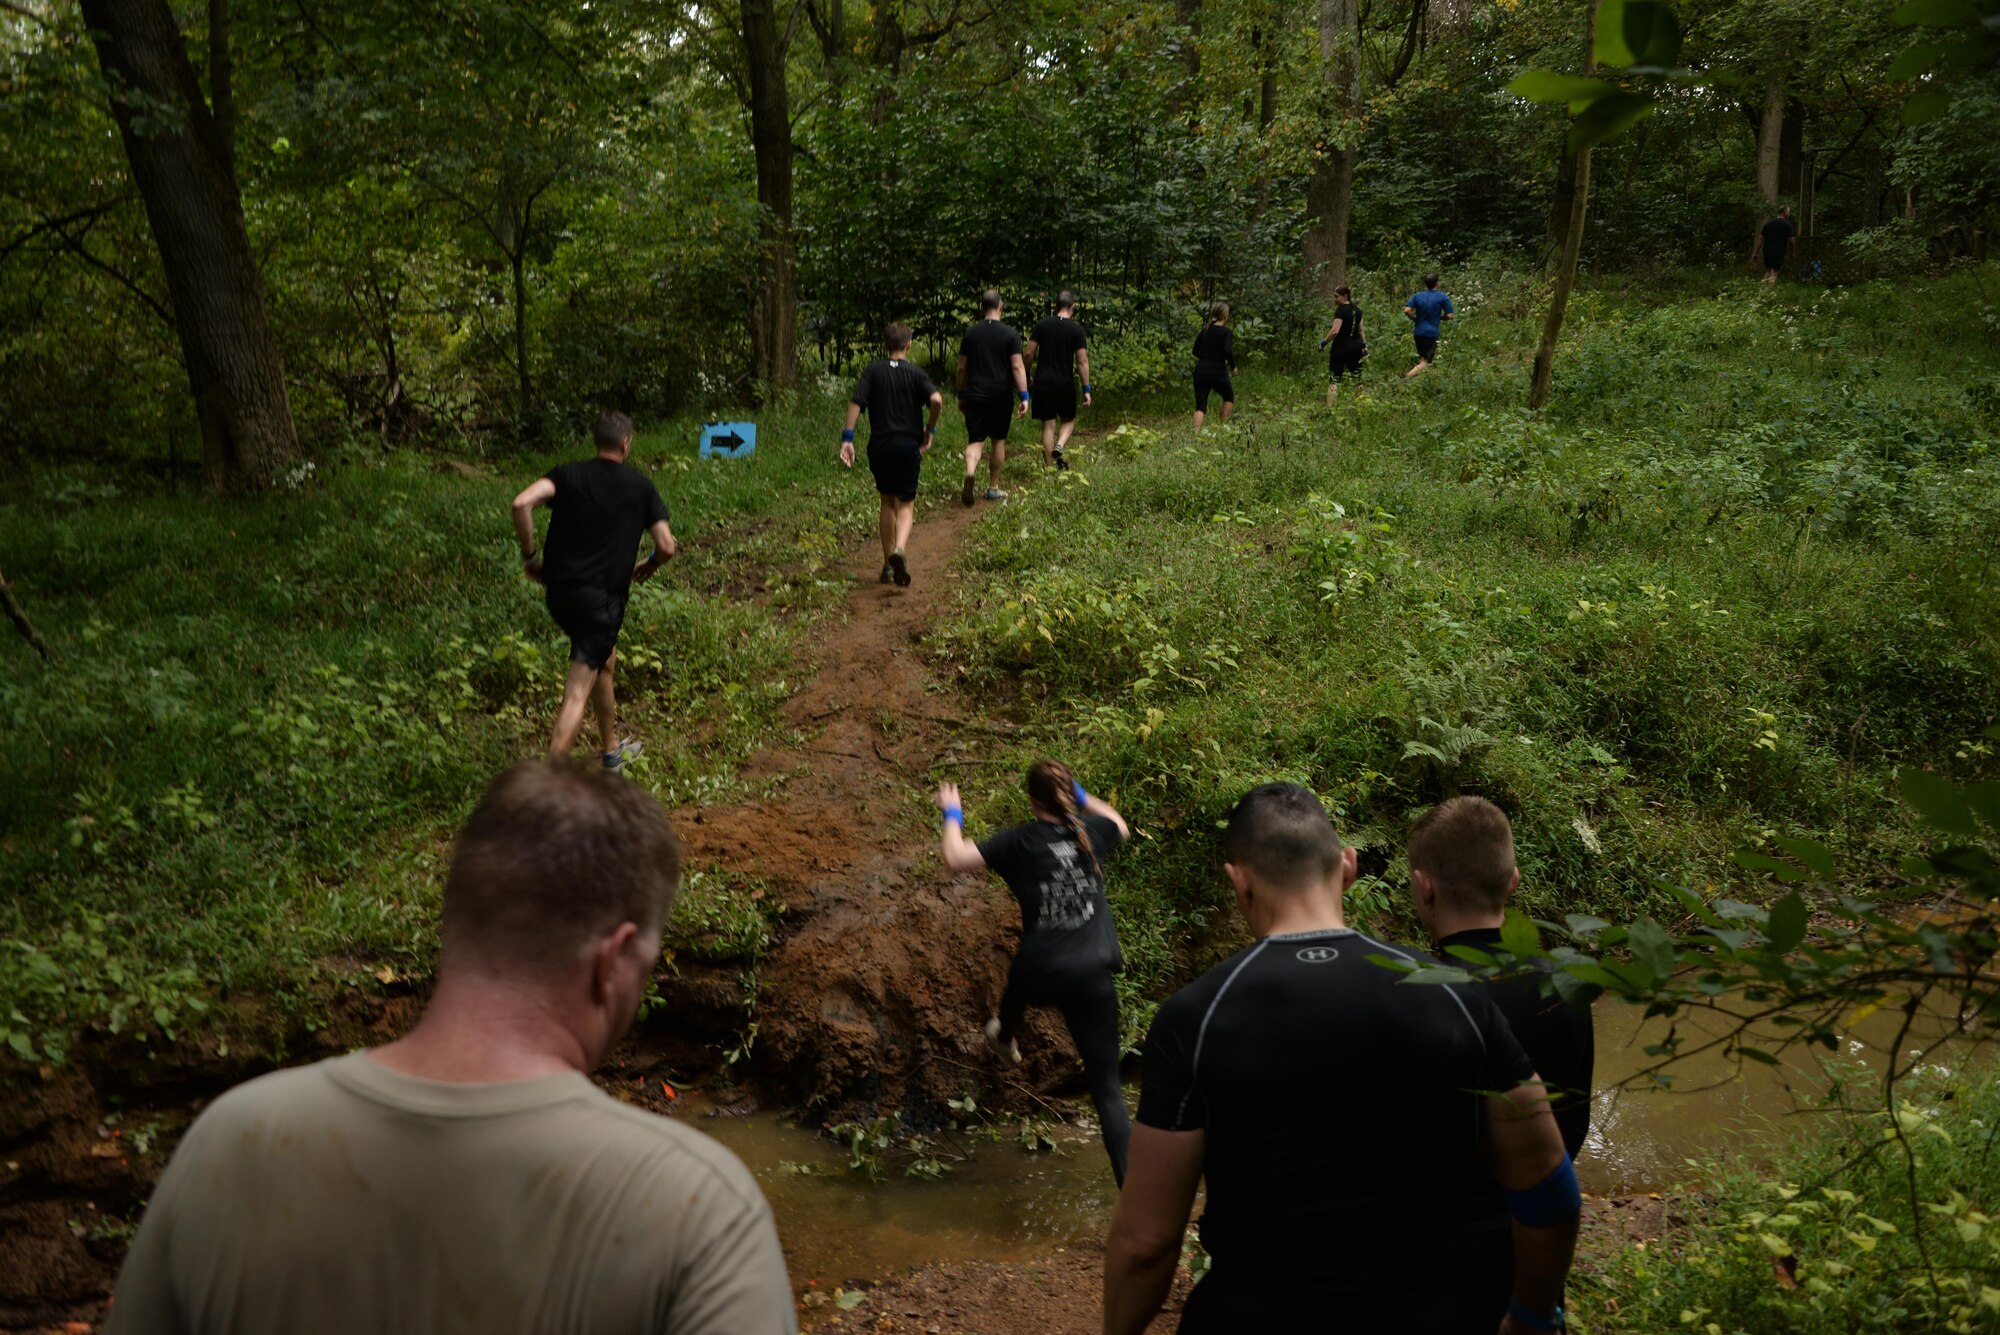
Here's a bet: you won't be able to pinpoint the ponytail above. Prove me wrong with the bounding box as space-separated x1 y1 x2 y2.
1027 759 1098 875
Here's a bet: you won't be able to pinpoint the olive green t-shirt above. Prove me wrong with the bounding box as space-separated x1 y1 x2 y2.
106 1051 796 1334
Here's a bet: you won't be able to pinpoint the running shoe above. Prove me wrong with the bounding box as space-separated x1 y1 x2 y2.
602 738 644 771
1053 447 1069 471
982 1018 1022 1066
889 548 911 587
961 474 977 507
984 487 1008 502
878 563 893 584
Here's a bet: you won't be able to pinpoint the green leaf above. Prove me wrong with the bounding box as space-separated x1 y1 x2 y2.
1773 837 1835 880
1962 781 2000 829
1732 850 1810 881
1400 964 1476 986
1621 1 1682 67
1739 1046 1781 1066
1887 41 1946 78
1766 892 1808 953
1595 0 1636 65
1508 71 1616 103
1903 770 1978 836
1626 916 1677 982
1501 907 1542 956
1904 87 1956 123
1568 91 1656 150
1892 0 1980 26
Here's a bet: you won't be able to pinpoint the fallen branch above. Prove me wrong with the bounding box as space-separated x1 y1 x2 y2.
0 567 55 662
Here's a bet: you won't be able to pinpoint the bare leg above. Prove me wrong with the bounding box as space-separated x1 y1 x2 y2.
1327 382 1338 407
988 440 1006 487
1219 400 1234 423
1056 417 1076 449
591 650 618 752
964 440 983 481
1193 409 1206 430
893 499 915 552
549 659 600 756
877 495 897 565
1406 358 1429 379
1041 417 1057 464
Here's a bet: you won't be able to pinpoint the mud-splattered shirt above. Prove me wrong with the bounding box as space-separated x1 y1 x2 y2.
978 813 1125 976
105 1051 796 1335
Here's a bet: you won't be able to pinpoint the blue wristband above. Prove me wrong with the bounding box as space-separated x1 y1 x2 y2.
1072 781 1088 807
1507 1300 1564 1331
840 428 855 442
942 805 963 826
1081 383 1092 394
1018 390 1031 403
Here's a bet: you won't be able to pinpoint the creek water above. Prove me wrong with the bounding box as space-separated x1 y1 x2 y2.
696 995 1962 1293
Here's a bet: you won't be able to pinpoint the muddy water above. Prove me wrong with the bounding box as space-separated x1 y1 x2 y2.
701 996 1963 1292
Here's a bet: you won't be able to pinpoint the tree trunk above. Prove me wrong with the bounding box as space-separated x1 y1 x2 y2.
511 245 532 429
1302 0 1359 295
1756 74 1783 203
743 0 798 394
1 568 56 663
1528 0 1599 412
1546 148 1578 269
80 0 299 493
1778 98 1805 205
1176 0 1202 77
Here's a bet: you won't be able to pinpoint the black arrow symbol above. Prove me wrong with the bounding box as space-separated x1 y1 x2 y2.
710 430 746 452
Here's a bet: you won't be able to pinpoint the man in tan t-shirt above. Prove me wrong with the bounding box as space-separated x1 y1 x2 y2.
106 761 796 1334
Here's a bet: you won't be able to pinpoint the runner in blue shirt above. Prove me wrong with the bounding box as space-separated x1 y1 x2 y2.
1403 272 1456 378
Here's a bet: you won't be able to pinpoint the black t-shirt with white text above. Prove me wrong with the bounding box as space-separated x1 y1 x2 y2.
1332 302 1364 346
1029 316 1088 390
1136 928 1535 1285
959 320 1024 403
977 814 1125 977
541 459 670 598
852 358 938 446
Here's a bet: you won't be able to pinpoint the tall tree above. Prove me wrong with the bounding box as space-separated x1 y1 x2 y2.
742 0 799 393
78 0 299 492
1528 3 1597 412
1302 0 1360 294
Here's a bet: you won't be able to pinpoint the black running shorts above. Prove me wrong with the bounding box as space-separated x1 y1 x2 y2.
866 436 923 502
545 585 625 670
1329 343 1366 380
961 395 1013 444
1031 380 1077 423
1415 334 1439 362
1192 371 1234 412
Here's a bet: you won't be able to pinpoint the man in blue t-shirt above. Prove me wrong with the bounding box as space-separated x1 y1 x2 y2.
1403 272 1456 378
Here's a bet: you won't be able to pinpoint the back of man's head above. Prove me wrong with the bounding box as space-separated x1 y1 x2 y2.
980 288 1003 314
1223 782 1343 890
594 410 634 452
1780 205 1792 218
1423 271 1441 290
884 321 913 353
1407 795 1514 915
1056 290 1076 313
442 761 682 978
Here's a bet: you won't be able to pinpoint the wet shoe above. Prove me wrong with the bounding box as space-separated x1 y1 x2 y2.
961 474 977 507
889 548 911 587
603 738 644 771
983 1018 1022 1066
878 564 893 584
1053 447 1069 471
984 487 1008 502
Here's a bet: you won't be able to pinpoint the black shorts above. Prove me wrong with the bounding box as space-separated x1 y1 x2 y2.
1192 371 1234 412
1765 253 1786 273
866 437 923 502
546 585 625 670
1328 342 1366 380
961 396 1013 444
1031 380 1077 423
1414 334 1439 362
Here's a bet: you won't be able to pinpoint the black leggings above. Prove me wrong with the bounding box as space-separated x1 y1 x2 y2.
998 966 1131 1185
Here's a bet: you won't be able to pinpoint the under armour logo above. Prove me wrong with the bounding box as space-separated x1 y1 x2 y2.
1295 946 1340 964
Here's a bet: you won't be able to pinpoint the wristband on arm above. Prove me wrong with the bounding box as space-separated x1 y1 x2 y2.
841 428 856 443
1507 1300 1565 1331
1081 383 1092 394
941 805 963 827
1018 390 1031 403
521 547 537 562
1072 781 1089 808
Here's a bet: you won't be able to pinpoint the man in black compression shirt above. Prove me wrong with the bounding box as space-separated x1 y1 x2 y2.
1411 795 1596 1327
1025 292 1092 471
1106 783 1579 1335
839 322 944 588
510 412 676 768
956 290 1030 505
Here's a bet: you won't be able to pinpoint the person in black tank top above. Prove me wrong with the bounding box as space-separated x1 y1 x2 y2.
1190 300 1236 429
936 760 1133 1184
1025 291 1092 470
839 322 944 588
1319 283 1367 406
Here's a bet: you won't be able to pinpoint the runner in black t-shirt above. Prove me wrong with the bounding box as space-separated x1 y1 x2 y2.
956 290 1030 506
839 322 944 589
1025 292 1092 471
1409 795 1596 1329
1754 205 1796 285
1104 783 1579 1335
937 761 1132 1183
1319 282 1367 407
510 411 676 768
1190 301 1235 430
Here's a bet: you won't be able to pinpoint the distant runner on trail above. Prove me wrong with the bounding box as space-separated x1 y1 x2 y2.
839 321 944 588
1753 205 1796 285
1190 301 1236 429
1409 795 1596 1329
956 289 1030 505
937 761 1133 1184
105 760 795 1335
1403 271 1455 377
511 411 675 769
1104 783 1579 1335
1319 283 1366 407
1025 291 1092 471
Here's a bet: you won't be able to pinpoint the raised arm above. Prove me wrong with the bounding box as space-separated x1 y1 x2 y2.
936 782 986 873
511 477 556 581
1484 1078 1580 1335
1075 780 1129 840
631 518 677 584
1104 1125 1203 1335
